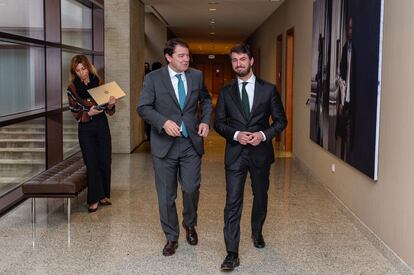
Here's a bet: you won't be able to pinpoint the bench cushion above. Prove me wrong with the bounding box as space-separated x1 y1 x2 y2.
22 152 87 196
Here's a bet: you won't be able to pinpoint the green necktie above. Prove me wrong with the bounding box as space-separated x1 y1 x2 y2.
175 74 188 137
241 82 250 119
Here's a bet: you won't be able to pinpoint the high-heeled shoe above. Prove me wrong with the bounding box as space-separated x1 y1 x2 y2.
88 203 99 213
88 206 98 213
99 199 112 206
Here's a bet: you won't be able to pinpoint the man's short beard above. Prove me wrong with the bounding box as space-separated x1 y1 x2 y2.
235 66 251 77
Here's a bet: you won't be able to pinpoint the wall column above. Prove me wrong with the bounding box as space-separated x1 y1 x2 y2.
105 0 145 153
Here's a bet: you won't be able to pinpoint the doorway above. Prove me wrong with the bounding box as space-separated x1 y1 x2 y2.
285 28 294 153
275 34 283 145
276 34 283 93
192 54 233 107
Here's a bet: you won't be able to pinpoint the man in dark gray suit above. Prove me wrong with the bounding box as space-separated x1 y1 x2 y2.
336 16 355 161
137 38 212 256
215 43 287 271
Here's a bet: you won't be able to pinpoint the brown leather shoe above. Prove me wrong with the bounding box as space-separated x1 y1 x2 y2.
162 240 178 256
182 221 198 245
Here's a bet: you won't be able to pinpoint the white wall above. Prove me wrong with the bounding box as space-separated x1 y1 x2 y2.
249 0 414 269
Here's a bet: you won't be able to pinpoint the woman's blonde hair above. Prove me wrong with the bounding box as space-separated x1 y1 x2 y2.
69 55 101 84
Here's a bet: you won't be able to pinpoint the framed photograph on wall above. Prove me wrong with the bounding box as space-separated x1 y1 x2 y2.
309 0 384 180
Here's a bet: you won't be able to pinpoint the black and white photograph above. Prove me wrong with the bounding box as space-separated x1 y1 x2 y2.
310 0 383 180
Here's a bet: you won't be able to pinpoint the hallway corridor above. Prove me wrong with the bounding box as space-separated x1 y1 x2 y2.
0 132 406 274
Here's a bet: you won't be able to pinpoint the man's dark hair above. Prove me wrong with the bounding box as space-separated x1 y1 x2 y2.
230 43 253 59
164 38 189 57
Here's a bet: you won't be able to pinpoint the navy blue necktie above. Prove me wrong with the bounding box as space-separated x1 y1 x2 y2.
175 74 188 137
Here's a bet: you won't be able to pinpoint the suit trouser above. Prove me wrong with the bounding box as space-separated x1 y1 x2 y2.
153 137 201 241
342 105 352 161
78 114 112 204
224 148 270 253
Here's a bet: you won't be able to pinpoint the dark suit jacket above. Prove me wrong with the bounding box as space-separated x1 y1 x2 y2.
336 41 356 147
137 66 212 158
339 41 356 102
214 78 287 167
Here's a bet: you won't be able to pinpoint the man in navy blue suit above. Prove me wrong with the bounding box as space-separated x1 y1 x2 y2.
215 43 287 271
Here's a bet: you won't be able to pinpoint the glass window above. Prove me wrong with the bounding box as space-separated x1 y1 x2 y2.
0 117 46 196
61 0 92 49
94 55 105 79
63 110 79 159
62 51 75 106
0 0 44 40
0 41 45 117
93 6 104 52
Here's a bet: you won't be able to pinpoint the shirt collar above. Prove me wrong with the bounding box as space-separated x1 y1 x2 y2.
237 74 256 86
168 65 185 79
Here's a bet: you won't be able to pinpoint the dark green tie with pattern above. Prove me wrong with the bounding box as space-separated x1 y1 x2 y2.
241 81 250 119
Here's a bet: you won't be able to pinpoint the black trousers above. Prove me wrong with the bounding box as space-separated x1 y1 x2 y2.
224 148 270 253
78 114 112 204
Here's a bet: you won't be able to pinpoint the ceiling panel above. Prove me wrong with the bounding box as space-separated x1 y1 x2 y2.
142 0 284 54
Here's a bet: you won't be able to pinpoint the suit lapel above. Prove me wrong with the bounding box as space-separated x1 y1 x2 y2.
184 69 193 110
229 80 247 121
250 79 261 117
161 66 180 109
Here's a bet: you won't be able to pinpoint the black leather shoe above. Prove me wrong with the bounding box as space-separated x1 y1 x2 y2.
162 240 178 256
252 234 266 248
220 252 240 272
182 221 198 245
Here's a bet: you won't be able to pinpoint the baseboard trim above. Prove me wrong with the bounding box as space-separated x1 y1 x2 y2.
293 155 414 274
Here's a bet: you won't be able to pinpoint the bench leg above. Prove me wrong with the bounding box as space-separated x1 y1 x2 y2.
32 198 36 248
67 198 71 247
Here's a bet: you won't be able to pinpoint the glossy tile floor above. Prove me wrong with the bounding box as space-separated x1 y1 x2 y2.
0 132 410 274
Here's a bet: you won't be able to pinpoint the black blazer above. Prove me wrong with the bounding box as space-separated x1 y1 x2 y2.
336 41 356 147
214 78 287 167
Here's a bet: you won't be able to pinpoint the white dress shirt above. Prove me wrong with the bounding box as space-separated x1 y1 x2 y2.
168 65 188 99
238 74 256 111
233 74 266 142
168 65 187 132
345 41 352 103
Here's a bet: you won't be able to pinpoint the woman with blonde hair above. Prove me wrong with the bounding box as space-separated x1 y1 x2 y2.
67 55 117 213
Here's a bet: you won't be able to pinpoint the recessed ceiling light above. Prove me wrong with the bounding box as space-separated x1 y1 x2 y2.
209 19 216 24
209 8 217 11
210 32 215 35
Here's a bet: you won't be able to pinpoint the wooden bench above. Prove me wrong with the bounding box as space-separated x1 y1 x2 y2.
22 152 87 245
